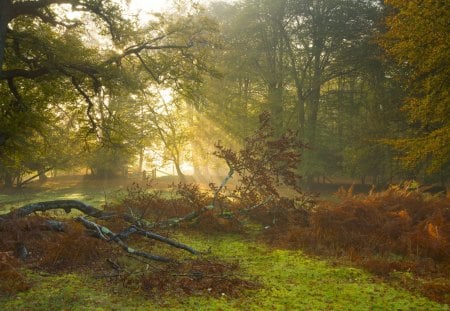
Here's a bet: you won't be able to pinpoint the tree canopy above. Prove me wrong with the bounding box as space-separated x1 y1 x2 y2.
0 0 448 187
381 0 450 175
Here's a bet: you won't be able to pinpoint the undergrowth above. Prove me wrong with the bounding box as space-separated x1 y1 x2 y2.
260 185 450 304
0 234 446 310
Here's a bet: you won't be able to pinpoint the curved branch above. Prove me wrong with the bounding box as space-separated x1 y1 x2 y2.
0 68 50 80
3 200 113 219
71 77 97 131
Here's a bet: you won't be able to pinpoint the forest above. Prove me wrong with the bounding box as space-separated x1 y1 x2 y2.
0 0 449 310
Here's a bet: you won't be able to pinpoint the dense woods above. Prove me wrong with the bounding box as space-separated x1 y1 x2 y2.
0 0 449 309
0 0 448 188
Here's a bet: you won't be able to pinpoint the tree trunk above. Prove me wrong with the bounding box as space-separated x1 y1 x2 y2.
268 82 283 134
174 160 185 182
3 173 13 188
0 0 11 71
38 169 48 182
138 147 144 173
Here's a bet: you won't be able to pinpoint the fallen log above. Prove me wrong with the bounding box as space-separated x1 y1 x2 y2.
3 200 113 219
3 199 211 232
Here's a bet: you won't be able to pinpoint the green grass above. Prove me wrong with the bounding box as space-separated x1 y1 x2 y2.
1 178 448 310
1 234 447 310
0 177 134 214
0 175 181 214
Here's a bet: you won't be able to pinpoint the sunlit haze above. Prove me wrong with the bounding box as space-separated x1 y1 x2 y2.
129 0 170 14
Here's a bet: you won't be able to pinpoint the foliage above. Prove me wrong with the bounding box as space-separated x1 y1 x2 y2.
213 112 307 208
0 234 445 310
262 186 450 304
0 176 449 308
0 0 219 186
201 0 417 186
0 252 30 296
141 259 258 298
266 186 450 260
115 181 208 222
381 0 450 175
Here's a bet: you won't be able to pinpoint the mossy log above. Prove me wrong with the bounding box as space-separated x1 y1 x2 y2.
2 200 113 219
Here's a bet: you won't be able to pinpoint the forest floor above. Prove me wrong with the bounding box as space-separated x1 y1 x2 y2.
0 176 448 310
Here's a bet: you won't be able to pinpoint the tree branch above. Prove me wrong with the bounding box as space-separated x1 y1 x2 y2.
75 217 173 262
71 77 97 131
134 52 161 84
117 225 200 255
3 199 113 219
0 68 50 80
212 159 235 209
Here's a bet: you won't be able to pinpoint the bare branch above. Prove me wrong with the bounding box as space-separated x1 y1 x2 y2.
71 77 97 131
75 216 173 262
117 225 200 255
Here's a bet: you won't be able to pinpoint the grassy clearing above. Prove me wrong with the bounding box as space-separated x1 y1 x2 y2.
0 176 143 214
1 179 448 310
1 233 447 310
0 175 188 214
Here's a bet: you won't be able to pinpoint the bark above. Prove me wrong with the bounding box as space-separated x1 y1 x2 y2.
117 225 199 255
211 161 234 210
0 0 11 71
138 147 144 173
268 82 283 133
75 217 172 263
3 200 114 219
2 199 202 262
174 160 185 182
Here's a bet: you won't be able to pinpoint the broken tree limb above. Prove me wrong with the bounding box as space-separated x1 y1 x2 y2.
4 200 114 219
240 196 274 214
211 160 235 209
75 216 172 263
117 225 199 255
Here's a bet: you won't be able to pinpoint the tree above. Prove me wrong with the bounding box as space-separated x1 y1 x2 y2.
144 91 192 181
205 0 386 185
0 0 219 185
381 0 450 177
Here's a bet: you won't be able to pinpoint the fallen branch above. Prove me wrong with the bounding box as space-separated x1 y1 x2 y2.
117 225 200 255
75 216 172 263
211 159 235 210
123 204 215 230
240 196 274 214
4 200 113 219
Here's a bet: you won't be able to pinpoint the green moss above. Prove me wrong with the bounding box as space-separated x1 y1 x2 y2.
2 234 445 310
